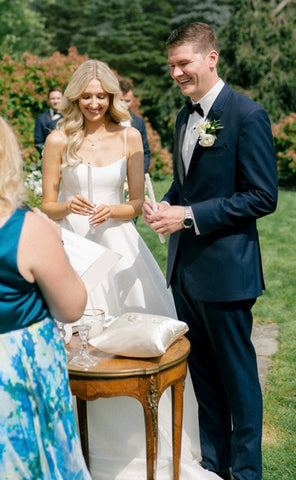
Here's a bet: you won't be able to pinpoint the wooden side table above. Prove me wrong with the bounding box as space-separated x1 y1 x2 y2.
68 335 190 480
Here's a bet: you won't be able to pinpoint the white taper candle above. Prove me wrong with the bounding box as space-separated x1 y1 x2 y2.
87 163 93 203
87 163 95 233
145 173 165 244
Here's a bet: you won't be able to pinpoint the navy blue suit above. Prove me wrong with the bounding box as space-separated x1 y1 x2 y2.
163 84 278 479
130 112 151 173
34 110 63 156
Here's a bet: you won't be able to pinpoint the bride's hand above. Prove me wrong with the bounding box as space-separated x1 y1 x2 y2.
89 204 111 225
68 195 95 216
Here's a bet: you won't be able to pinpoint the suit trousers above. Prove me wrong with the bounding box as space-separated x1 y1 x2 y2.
171 262 262 480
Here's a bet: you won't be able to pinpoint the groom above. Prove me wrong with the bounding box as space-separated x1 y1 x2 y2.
143 22 278 480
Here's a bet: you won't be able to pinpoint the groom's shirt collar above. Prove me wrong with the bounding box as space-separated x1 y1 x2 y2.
192 78 224 119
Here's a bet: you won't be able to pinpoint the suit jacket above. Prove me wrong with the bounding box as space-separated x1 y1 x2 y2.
130 113 151 173
34 110 63 155
163 83 278 302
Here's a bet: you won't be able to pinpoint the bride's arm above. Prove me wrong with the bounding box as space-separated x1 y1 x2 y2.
90 127 144 224
122 127 145 217
41 131 94 220
41 130 70 220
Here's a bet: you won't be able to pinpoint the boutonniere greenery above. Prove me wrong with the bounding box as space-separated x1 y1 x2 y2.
197 119 223 147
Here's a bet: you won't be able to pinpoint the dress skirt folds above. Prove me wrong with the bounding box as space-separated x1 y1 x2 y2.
0 318 91 480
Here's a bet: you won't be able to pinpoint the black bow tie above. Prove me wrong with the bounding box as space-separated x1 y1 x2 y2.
185 100 204 117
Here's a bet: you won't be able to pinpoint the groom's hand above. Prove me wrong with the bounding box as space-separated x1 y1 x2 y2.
143 202 185 235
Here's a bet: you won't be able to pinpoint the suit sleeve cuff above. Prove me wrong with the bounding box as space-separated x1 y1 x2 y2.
189 206 200 235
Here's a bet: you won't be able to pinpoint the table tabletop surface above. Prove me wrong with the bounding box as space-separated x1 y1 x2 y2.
67 335 190 379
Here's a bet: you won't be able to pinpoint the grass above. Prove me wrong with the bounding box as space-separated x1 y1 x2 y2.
138 178 296 480
255 189 296 480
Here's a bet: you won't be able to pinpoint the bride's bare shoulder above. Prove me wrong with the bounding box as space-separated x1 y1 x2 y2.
45 129 66 148
125 126 142 150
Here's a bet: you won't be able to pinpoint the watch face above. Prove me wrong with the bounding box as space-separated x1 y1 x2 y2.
184 218 193 228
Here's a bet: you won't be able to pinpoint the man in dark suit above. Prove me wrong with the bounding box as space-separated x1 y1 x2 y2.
143 22 278 480
119 79 151 173
34 86 63 157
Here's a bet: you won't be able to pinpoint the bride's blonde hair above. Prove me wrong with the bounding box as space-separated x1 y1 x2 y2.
0 117 26 216
58 59 131 167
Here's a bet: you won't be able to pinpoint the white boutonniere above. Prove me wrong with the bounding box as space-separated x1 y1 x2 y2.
197 119 223 147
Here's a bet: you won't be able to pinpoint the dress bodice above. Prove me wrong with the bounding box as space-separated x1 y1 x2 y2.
59 144 176 319
61 156 127 206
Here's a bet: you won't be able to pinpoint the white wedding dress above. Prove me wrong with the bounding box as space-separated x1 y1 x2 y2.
59 130 219 480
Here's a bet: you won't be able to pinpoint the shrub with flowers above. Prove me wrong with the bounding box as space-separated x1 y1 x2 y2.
24 157 43 197
272 113 296 187
0 47 89 168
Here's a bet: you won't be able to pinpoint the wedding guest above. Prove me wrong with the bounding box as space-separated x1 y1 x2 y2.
40 59 220 480
0 116 90 479
34 86 63 156
119 78 151 173
143 22 278 480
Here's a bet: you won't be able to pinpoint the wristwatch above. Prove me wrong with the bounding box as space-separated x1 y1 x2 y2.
183 206 194 229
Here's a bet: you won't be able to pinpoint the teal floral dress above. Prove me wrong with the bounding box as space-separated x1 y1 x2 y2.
0 208 91 479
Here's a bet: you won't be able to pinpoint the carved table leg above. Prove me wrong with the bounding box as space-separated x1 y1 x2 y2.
143 376 158 480
76 397 89 469
171 380 185 480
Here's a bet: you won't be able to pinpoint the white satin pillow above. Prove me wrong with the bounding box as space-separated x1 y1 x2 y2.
89 312 189 358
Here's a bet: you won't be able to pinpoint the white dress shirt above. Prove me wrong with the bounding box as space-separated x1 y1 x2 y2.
50 108 61 121
182 79 224 234
182 78 224 173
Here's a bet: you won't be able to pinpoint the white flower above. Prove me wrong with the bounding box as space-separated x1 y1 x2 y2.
197 120 212 136
199 133 216 147
197 118 223 147
25 171 42 196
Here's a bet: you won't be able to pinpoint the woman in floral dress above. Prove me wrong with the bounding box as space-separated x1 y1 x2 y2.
0 116 91 480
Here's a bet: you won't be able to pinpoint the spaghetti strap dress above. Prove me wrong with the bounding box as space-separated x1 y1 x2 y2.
60 129 219 479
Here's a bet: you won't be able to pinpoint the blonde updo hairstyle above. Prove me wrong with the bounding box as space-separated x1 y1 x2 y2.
0 117 26 216
58 59 131 167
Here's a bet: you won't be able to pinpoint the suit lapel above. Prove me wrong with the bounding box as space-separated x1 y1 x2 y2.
175 110 188 185
207 83 230 121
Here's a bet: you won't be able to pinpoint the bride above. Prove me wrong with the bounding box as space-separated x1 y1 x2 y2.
41 59 219 480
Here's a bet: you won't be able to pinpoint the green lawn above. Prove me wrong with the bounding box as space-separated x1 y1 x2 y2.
138 178 296 480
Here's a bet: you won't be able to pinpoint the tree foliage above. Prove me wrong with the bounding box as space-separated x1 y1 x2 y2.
0 0 54 57
218 0 296 122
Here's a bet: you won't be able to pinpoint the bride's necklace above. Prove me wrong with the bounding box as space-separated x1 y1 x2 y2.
86 136 100 147
85 127 110 147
